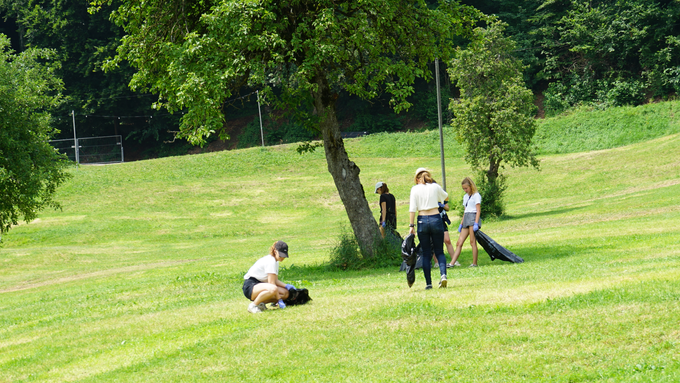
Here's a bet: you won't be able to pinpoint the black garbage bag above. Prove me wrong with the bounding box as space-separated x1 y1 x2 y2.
414 246 425 269
475 230 524 263
283 287 312 306
400 238 435 271
400 233 418 287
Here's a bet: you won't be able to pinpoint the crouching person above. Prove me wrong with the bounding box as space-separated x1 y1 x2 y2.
243 240 296 314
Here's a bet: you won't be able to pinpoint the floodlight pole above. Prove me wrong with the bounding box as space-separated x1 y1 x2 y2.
72 110 79 164
435 59 446 191
257 90 264 147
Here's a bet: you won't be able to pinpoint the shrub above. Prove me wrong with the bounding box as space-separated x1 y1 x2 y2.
349 113 402 134
236 118 262 148
476 171 508 219
328 229 402 270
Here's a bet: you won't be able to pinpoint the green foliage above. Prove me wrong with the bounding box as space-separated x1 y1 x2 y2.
96 0 481 145
410 84 453 130
535 0 680 110
236 118 317 149
235 119 262 149
0 35 71 233
329 230 403 270
0 0 183 157
349 113 402 134
448 21 539 183
475 171 508 218
296 140 324 155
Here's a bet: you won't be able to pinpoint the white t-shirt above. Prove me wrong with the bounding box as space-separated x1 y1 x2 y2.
463 192 481 213
409 183 448 212
244 255 279 282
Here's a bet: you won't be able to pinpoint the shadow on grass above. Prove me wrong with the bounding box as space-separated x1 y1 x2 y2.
475 243 582 267
280 261 400 282
282 243 583 279
499 206 586 221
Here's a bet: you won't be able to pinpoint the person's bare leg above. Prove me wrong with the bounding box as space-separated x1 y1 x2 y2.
251 283 278 305
444 231 456 264
277 286 289 300
469 229 478 266
448 229 469 266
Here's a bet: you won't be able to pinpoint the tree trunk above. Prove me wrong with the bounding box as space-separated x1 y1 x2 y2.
488 153 500 182
312 73 379 256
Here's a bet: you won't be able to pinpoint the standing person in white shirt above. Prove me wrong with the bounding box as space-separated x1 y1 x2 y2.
408 168 449 289
448 177 482 268
242 240 296 313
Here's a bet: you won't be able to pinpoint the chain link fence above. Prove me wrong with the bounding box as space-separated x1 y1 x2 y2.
50 135 124 164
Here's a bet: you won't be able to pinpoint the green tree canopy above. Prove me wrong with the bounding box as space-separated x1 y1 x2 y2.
0 34 71 234
534 0 680 114
448 21 539 216
93 0 481 254
0 0 184 157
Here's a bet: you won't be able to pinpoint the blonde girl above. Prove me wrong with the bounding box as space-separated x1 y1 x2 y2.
448 177 482 268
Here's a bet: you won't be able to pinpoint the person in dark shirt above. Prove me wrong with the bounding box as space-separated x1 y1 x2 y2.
375 182 397 238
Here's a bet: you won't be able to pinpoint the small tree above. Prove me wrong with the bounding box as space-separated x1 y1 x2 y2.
448 21 539 217
0 34 71 235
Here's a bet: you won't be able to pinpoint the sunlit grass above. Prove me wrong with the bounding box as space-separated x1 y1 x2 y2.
1 103 679 382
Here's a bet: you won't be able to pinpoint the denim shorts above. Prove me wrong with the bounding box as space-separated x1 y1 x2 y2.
461 212 479 228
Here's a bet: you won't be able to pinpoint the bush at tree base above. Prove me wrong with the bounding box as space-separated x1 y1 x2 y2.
328 229 402 270
476 171 508 219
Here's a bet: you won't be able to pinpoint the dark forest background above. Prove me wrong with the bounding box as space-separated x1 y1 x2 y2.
2 0 679 160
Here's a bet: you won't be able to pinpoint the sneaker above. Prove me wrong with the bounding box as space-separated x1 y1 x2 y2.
425 285 433 290
446 261 461 268
439 274 447 288
468 264 478 268
248 302 262 314
454 261 461 267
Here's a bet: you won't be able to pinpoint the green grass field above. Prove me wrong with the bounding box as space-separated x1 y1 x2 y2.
1 102 680 382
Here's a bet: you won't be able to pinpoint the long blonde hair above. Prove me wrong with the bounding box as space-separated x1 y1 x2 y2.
415 170 436 184
462 177 477 195
269 241 278 257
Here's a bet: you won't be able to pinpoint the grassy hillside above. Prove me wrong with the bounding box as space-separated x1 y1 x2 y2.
535 100 680 154
1 102 679 382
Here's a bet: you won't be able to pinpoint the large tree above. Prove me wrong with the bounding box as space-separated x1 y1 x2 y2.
0 35 71 234
92 0 480 255
448 21 539 217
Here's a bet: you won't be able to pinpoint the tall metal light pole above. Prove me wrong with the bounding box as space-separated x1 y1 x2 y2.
257 90 264 147
435 59 446 191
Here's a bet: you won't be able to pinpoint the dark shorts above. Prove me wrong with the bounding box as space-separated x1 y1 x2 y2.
242 277 262 300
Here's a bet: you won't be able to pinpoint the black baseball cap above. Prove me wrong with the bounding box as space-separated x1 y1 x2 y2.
275 240 289 258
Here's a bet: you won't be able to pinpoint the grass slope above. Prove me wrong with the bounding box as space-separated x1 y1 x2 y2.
1 102 679 382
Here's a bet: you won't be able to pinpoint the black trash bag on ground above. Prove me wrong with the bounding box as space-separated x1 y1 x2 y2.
283 287 312 306
400 233 418 287
475 230 524 263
